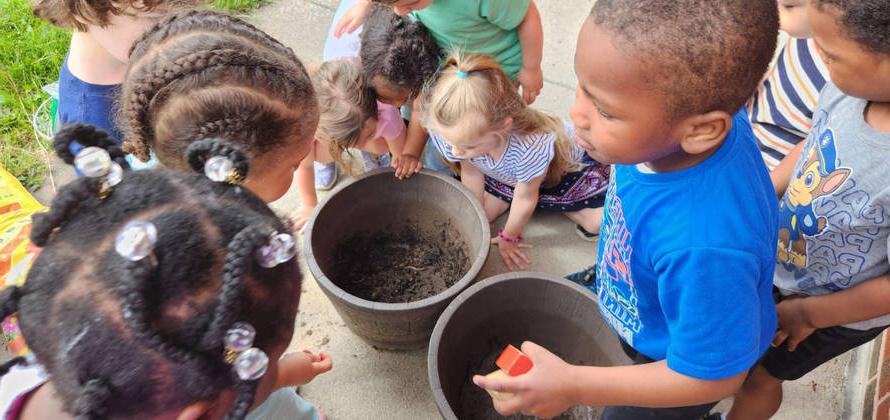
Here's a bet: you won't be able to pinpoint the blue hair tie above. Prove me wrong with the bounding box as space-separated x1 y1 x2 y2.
456 70 469 80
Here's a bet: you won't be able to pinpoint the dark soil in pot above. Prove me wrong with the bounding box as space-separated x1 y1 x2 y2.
332 219 470 303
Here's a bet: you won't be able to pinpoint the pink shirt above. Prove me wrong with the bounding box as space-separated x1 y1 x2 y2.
374 101 405 142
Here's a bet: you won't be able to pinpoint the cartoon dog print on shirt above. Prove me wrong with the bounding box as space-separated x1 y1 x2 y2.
778 129 851 271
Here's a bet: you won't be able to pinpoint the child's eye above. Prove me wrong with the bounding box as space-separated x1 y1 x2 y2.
598 109 614 120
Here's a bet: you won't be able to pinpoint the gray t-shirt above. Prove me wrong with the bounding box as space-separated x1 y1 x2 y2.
775 83 890 330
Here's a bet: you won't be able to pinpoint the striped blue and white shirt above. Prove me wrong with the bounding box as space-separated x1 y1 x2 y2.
430 129 580 186
748 34 829 169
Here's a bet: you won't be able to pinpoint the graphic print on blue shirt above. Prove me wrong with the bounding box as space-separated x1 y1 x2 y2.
595 176 641 346
778 111 851 276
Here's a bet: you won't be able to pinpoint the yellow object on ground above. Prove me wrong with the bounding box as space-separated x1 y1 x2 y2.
0 166 44 356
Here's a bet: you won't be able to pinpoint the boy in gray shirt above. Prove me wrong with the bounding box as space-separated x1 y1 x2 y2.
725 0 890 418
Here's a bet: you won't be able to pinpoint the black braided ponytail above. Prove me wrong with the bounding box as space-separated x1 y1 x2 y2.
31 125 132 246
15 127 303 419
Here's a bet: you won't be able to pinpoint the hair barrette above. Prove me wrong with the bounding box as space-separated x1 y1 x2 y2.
455 70 469 80
254 231 297 268
204 156 244 185
74 146 123 199
115 221 158 261
224 322 269 381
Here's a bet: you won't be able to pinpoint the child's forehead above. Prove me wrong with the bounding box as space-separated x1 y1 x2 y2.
435 113 492 144
576 21 656 98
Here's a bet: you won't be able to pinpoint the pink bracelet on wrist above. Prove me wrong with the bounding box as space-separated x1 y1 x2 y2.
498 228 523 244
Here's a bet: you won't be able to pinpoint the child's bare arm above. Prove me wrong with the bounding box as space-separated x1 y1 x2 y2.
292 148 318 231
474 341 746 419
386 126 408 162
460 162 486 203
770 141 805 197
516 1 544 104
393 99 427 179
494 177 542 270
274 350 333 389
333 0 372 38
501 177 541 240
774 273 890 351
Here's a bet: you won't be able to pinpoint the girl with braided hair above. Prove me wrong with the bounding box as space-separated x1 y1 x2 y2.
119 10 319 203
0 125 331 419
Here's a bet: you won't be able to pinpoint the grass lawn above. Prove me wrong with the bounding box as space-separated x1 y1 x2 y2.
0 0 266 191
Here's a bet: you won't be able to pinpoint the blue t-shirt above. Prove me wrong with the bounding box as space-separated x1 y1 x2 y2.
58 56 123 151
594 111 779 380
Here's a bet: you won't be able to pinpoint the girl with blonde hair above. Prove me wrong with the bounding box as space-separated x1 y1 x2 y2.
426 52 610 270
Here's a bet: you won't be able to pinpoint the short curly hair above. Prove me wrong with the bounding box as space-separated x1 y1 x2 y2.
590 0 779 118
31 0 199 31
360 4 441 96
813 0 890 55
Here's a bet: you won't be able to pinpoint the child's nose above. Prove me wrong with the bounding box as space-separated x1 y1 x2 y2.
569 88 591 130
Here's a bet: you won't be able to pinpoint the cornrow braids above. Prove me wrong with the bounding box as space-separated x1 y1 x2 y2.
14 128 303 418
120 10 318 171
127 10 302 70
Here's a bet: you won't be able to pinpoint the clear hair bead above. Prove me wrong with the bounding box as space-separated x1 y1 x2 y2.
234 347 269 381
204 156 237 183
224 322 256 353
255 232 297 268
114 221 158 261
106 162 123 187
74 147 112 178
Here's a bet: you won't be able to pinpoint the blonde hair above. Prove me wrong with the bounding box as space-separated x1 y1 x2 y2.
424 51 579 187
311 59 377 166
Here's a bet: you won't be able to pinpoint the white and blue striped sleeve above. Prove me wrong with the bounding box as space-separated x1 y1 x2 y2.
514 133 556 183
429 132 462 162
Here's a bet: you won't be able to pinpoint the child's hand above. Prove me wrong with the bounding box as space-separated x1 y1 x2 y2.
472 341 577 418
773 296 816 351
491 236 533 271
301 349 333 378
290 205 315 232
515 66 544 105
393 153 423 179
276 350 333 388
333 0 372 38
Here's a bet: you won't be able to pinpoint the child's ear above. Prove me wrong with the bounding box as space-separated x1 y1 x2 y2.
676 111 733 156
176 401 213 420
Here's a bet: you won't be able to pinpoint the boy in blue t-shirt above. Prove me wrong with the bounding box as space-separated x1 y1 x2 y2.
473 1 780 418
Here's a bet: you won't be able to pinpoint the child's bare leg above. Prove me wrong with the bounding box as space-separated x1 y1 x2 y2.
483 192 510 223
564 207 604 234
727 365 784 420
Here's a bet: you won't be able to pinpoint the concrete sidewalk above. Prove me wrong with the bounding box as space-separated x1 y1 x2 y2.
246 1 853 419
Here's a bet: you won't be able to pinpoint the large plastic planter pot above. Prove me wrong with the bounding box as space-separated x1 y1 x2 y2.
428 272 626 419
304 169 490 350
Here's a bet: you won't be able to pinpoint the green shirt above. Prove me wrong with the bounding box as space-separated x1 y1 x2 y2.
413 0 530 79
